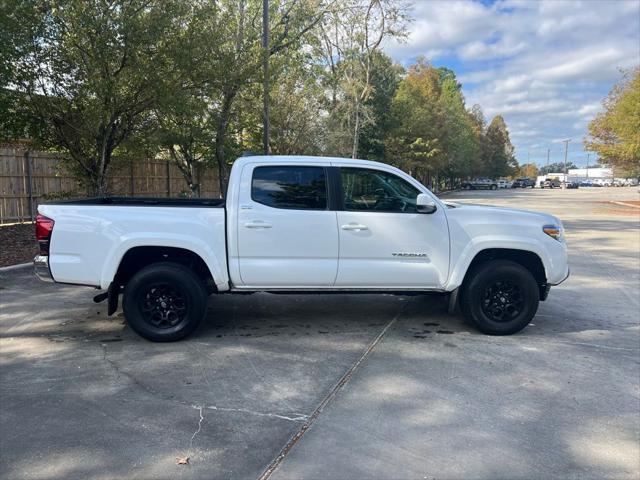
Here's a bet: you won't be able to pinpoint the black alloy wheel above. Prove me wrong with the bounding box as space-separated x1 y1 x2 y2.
460 259 540 335
481 280 524 322
123 262 208 342
140 283 188 329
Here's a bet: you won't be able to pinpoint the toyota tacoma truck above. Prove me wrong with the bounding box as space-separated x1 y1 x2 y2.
34 156 569 341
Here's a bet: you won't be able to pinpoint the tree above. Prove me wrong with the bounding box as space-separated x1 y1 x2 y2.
585 67 640 176
467 104 487 176
0 1 50 142
268 63 326 155
154 91 212 197
6 0 184 195
518 163 538 178
385 58 493 188
318 0 407 158
357 51 402 161
539 162 577 175
484 115 518 178
438 71 478 181
183 0 334 193
385 59 445 185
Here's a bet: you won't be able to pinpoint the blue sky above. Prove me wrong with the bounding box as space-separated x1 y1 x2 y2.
383 0 640 167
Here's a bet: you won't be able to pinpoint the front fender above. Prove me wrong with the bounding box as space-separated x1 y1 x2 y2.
444 235 553 291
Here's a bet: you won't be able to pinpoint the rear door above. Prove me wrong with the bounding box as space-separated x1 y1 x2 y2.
235 164 339 287
335 166 449 288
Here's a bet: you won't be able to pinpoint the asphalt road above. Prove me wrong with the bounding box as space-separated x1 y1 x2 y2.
1 187 639 480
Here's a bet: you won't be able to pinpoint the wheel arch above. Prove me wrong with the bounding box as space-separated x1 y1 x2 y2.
462 248 547 287
447 245 549 293
111 246 218 293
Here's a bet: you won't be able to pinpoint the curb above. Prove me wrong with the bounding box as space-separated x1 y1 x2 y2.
0 262 31 272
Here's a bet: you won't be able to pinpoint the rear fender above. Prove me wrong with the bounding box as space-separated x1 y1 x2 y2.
100 235 229 291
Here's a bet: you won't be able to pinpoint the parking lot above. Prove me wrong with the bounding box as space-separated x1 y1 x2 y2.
1 187 639 480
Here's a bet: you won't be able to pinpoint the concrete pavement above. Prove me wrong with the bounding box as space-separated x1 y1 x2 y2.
1 187 639 479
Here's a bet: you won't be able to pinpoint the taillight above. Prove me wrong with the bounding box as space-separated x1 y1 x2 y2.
35 214 54 255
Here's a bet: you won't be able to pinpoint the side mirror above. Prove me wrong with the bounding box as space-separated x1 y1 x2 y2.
416 193 437 214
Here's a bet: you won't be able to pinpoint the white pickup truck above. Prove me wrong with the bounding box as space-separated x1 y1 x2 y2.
34 156 569 341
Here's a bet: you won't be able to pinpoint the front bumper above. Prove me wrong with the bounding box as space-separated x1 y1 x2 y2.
34 255 54 282
549 267 570 286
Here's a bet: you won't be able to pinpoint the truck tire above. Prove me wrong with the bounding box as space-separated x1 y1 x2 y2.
123 262 208 342
460 260 539 335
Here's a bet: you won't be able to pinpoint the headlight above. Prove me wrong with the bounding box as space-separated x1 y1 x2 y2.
543 224 563 241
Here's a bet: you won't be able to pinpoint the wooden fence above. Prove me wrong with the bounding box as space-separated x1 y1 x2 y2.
0 146 221 223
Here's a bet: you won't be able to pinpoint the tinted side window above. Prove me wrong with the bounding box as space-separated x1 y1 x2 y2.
252 166 327 210
341 168 420 213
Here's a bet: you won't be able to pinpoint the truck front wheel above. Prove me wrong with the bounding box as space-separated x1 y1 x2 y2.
460 260 539 335
123 262 208 342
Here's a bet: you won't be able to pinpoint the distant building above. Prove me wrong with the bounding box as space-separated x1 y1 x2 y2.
567 167 613 181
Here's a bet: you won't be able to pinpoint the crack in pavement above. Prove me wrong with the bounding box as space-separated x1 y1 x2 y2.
189 405 205 453
203 405 308 422
100 343 308 423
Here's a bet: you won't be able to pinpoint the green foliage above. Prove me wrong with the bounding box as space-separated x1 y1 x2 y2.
484 115 518 178
518 163 539 178
539 162 577 175
586 67 640 176
4 0 185 195
357 51 403 161
3 0 521 196
384 58 515 188
385 59 443 172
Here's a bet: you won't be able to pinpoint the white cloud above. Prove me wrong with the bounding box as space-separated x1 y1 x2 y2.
383 0 640 166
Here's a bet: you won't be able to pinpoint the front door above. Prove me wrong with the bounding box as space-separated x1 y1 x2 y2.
335 166 449 288
236 164 339 287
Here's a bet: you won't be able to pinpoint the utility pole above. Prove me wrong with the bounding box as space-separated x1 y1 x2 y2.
562 138 571 180
262 0 270 155
586 153 590 179
546 148 550 170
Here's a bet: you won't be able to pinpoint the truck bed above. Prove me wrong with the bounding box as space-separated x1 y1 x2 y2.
39 199 228 289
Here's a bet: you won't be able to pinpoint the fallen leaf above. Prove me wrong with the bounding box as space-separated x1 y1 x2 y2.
176 456 189 465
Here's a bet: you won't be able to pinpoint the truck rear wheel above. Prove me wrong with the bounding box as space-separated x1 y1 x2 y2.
123 262 208 342
460 260 539 335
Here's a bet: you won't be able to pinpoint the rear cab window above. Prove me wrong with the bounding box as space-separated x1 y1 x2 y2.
251 166 328 210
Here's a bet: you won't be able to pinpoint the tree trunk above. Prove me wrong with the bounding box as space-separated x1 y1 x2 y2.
351 100 361 159
215 87 237 196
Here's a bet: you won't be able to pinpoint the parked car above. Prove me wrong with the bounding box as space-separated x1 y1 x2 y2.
580 180 602 187
34 155 569 341
512 178 535 188
461 178 498 190
497 179 512 189
541 178 561 189
565 181 579 189
598 179 613 187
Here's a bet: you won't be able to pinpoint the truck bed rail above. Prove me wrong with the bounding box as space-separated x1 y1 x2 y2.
41 197 225 207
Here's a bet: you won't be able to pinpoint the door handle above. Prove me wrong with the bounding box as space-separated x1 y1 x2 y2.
244 221 272 229
341 223 368 231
